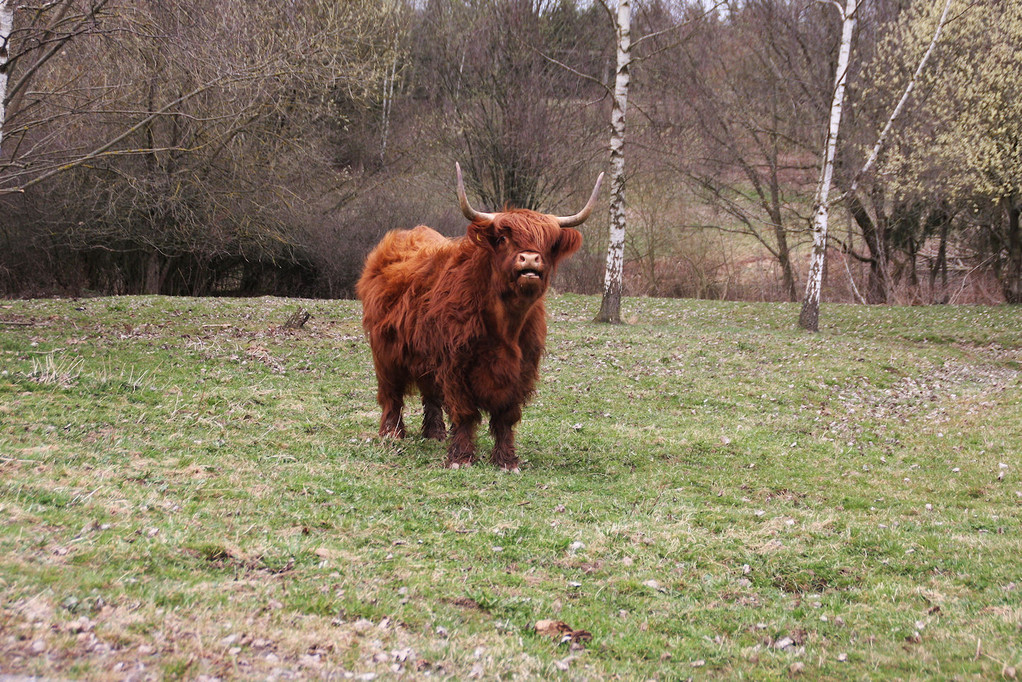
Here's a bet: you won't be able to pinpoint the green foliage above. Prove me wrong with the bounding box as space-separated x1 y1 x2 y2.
1 294 1020 678
872 0 1022 202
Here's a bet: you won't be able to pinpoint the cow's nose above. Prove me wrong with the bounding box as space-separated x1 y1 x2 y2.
516 252 543 270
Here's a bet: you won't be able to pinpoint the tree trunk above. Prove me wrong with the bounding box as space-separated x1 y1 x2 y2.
380 43 398 164
767 204 797 302
778 237 797 302
846 193 889 303
143 251 170 295
594 0 630 324
929 217 949 304
0 0 13 156
767 93 798 302
799 0 856 332
1001 196 1022 304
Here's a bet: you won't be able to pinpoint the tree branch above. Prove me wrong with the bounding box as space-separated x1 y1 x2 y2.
2 74 235 194
631 0 727 52
5 0 111 108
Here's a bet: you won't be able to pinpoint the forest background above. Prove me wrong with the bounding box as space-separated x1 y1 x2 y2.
1 0 1019 307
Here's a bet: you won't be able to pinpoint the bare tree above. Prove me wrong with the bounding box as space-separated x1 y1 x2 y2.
417 0 605 212
0 0 394 295
592 0 725 320
1 0 114 174
671 0 835 303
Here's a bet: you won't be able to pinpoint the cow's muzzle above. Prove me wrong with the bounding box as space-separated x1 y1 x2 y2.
515 252 544 280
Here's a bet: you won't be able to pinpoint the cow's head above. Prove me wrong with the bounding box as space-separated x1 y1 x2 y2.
456 163 602 300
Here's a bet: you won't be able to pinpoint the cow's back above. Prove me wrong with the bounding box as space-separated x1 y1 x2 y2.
357 226 452 344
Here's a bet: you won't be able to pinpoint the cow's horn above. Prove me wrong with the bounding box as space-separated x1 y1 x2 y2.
456 162 496 224
555 172 604 227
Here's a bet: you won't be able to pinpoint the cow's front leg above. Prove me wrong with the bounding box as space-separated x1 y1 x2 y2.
489 405 521 472
445 408 480 469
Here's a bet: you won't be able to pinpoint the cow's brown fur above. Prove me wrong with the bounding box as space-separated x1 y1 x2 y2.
356 210 582 470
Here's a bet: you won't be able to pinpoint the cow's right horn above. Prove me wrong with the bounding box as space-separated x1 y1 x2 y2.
555 172 604 227
456 163 497 224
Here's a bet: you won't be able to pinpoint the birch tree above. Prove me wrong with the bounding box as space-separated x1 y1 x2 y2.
800 0 955 326
594 0 631 323
591 0 728 320
0 0 11 155
799 0 858 332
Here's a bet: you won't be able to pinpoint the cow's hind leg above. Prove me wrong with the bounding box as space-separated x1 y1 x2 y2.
489 405 521 472
417 376 447 441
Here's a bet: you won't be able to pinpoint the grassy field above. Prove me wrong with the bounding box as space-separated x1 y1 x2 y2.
1 295 1020 680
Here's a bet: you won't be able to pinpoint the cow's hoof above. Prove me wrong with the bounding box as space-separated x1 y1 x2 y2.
380 425 406 439
445 457 476 470
423 427 447 441
493 456 520 472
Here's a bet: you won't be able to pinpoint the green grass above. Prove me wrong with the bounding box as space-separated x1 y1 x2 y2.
1 294 1020 680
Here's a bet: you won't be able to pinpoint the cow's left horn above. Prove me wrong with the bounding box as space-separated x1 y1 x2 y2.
456 162 497 224
555 172 604 227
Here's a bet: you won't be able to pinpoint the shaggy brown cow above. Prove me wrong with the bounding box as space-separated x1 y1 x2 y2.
357 163 602 471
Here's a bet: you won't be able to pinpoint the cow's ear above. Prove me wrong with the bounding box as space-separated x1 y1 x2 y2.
468 221 498 250
552 228 582 262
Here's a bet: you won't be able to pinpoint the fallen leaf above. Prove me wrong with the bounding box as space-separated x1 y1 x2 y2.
535 619 573 638
534 619 593 647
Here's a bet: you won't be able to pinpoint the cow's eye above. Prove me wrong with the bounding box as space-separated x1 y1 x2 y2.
495 235 507 247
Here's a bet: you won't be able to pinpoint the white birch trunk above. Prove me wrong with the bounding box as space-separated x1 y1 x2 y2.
0 0 14 156
799 0 857 332
595 0 631 324
380 47 398 163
